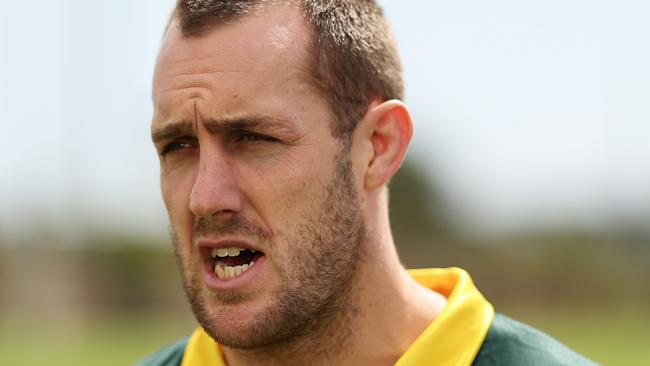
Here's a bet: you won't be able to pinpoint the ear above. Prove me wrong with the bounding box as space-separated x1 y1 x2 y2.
363 100 413 190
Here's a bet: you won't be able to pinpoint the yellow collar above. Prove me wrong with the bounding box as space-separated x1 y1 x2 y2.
181 267 494 366
395 267 494 366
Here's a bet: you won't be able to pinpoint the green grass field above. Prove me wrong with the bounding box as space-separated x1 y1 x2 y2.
0 314 195 366
1 307 648 365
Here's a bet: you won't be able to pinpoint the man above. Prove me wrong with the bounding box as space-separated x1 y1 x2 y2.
140 1 597 365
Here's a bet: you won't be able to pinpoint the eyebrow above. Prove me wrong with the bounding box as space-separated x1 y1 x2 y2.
151 115 297 145
151 120 194 145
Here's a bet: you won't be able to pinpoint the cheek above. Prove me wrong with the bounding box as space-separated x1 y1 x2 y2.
241 154 333 231
161 167 197 248
161 160 197 206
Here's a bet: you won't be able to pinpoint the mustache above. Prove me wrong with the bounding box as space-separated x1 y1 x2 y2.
191 215 272 245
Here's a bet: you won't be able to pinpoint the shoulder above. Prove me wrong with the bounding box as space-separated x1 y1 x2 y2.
134 337 189 366
472 313 599 366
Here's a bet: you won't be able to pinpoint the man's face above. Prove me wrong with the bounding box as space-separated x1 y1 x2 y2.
152 6 366 348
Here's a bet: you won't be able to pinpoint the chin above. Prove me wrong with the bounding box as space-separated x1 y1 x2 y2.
202 311 274 349
196 291 274 347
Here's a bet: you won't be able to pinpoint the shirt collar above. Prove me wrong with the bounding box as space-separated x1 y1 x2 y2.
396 267 494 366
181 267 494 366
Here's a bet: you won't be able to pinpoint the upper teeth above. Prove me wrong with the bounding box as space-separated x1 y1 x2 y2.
211 247 252 258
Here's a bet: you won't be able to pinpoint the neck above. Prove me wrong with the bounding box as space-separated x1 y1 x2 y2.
222 192 447 366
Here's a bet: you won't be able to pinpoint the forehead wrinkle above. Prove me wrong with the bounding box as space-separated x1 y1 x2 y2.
160 69 239 82
159 55 248 77
156 62 247 93
163 53 225 65
155 69 244 98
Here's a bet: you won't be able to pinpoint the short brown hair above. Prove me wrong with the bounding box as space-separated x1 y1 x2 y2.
172 0 403 138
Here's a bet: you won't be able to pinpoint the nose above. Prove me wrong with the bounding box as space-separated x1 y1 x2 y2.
189 146 242 219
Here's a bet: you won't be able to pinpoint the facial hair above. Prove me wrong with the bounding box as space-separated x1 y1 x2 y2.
170 151 366 351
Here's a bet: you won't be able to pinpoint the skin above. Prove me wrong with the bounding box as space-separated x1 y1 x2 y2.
152 3 447 366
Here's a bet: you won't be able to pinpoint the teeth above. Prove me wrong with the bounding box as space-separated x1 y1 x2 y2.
211 247 249 258
213 260 256 280
215 265 225 278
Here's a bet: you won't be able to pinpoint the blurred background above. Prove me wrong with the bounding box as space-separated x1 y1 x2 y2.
1 0 649 364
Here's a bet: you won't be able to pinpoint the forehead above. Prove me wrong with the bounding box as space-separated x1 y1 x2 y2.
152 3 317 126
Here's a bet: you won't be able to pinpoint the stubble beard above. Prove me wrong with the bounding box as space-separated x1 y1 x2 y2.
169 151 366 354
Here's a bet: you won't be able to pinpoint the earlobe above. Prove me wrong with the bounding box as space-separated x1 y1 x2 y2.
364 100 413 190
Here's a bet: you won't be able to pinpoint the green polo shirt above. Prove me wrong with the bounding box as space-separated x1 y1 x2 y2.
136 268 597 366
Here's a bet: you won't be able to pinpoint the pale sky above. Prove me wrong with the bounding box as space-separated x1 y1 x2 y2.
1 0 649 241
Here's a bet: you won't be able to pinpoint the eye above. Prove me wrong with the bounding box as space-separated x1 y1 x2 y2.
236 131 277 143
161 138 196 156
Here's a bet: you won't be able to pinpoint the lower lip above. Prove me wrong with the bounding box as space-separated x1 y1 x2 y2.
202 255 266 290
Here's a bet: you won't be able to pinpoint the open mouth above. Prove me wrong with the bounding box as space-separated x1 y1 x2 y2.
210 247 264 280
